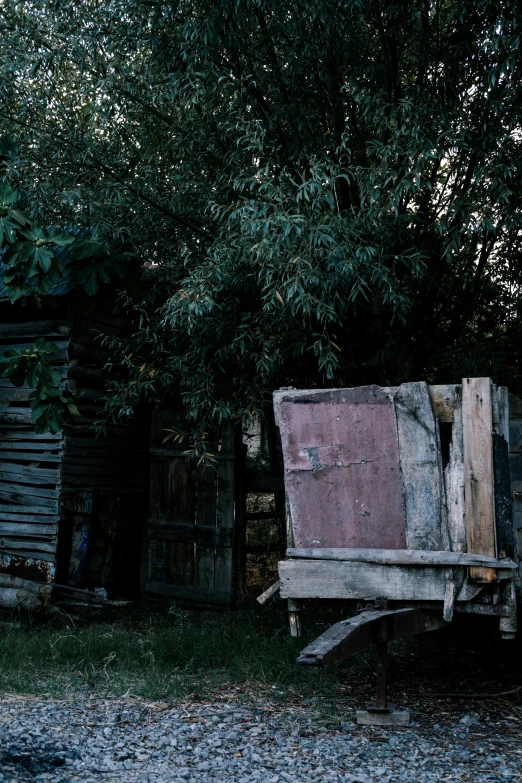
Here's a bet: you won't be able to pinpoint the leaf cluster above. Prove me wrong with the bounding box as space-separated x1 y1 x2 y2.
1 0 521 444
0 338 79 433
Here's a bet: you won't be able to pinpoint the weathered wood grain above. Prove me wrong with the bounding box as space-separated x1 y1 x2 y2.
286 547 517 568
444 386 466 552
277 386 406 549
394 382 443 550
279 559 484 601
462 378 497 582
0 482 60 499
0 440 62 451
0 521 57 537
0 451 62 463
0 539 56 553
195 463 217 592
215 424 235 595
0 430 61 441
0 502 57 515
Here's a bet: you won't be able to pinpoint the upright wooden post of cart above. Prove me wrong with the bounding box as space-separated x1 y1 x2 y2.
273 380 519 725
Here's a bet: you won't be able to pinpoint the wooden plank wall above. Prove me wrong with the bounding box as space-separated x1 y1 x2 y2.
146 412 237 606
60 306 147 588
0 320 69 577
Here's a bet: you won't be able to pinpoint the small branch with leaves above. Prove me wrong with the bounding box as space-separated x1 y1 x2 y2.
0 339 80 433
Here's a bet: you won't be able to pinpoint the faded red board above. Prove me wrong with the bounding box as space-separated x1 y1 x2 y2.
277 386 406 549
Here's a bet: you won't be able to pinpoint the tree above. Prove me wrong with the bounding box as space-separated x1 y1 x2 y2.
1 0 521 441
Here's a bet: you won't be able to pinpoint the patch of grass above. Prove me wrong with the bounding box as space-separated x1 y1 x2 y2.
0 601 370 702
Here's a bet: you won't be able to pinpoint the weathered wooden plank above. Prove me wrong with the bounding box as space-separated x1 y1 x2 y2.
0 321 70 339
215 424 235 595
394 382 444 550
0 410 33 424
493 387 516 561
195 463 217 592
462 378 497 582
0 441 62 452
0 521 58 537
148 539 166 583
0 482 60 499
428 385 459 423
0 430 61 441
444 387 466 552
286 548 517 568
0 451 62 463
0 539 56 553
0 547 56 562
0 502 57 515
297 608 445 665
0 512 59 523
509 418 522 454
145 581 232 607
277 386 406 549
148 521 231 548
0 463 59 480
508 393 522 418
279 559 485 602
256 580 281 605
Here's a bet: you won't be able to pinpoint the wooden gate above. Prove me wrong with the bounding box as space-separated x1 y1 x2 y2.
145 412 242 606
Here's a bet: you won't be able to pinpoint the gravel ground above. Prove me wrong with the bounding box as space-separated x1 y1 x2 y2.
1 693 522 783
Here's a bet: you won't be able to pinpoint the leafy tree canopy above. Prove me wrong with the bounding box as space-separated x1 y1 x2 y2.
1 0 521 439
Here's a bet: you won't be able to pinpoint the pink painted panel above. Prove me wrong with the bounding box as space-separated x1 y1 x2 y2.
277 386 406 549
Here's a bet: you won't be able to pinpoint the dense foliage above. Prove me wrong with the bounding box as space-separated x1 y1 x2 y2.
1 0 521 437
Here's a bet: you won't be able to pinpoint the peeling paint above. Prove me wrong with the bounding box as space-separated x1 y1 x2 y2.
0 553 55 583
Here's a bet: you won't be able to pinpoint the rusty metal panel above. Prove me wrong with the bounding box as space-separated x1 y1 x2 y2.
277 386 406 549
0 552 55 582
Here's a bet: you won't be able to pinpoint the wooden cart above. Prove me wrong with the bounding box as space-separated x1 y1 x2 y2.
272 379 519 724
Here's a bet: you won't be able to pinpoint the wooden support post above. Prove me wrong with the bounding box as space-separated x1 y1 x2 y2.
499 578 517 639
233 425 247 607
288 598 302 637
462 378 497 583
373 641 388 710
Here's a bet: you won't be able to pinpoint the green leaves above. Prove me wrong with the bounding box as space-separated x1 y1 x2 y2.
0 339 80 434
0 178 131 301
1 0 522 444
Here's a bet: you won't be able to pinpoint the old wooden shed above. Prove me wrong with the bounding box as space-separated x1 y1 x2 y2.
0 289 147 599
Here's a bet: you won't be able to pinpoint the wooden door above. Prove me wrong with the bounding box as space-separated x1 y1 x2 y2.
145 412 238 606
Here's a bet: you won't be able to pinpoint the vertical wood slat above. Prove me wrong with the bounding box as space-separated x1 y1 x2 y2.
444 386 467 552
194 427 218 593
462 378 497 582
166 459 195 586
493 386 516 562
214 423 235 600
394 382 444 550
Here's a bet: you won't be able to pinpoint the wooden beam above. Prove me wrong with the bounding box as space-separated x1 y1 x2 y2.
296 608 445 666
462 378 497 582
285 548 517 568
279 559 489 602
